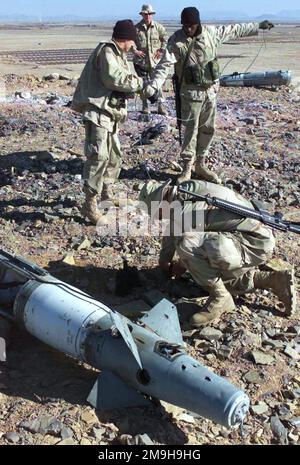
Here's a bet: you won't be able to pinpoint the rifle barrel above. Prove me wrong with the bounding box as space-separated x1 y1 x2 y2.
178 187 300 235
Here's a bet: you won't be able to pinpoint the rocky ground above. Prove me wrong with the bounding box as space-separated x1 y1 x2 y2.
0 73 299 446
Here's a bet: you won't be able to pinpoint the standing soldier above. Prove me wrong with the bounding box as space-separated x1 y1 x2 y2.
133 4 168 116
72 20 144 224
144 7 274 184
139 179 296 328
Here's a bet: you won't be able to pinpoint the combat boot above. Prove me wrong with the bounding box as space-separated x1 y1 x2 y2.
189 279 236 327
194 161 222 184
157 103 168 116
176 160 193 185
253 269 297 316
81 187 107 225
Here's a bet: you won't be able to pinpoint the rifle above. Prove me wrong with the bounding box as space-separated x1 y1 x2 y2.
177 186 300 235
172 73 182 145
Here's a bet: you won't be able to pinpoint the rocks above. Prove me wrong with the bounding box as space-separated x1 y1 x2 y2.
240 116 257 125
243 370 266 385
118 433 154 446
136 434 154 446
80 408 98 426
20 415 64 435
76 237 91 251
44 73 60 81
241 330 261 347
15 91 31 99
250 402 269 416
216 346 233 360
270 416 289 445
56 438 77 445
62 253 75 266
178 413 195 424
284 345 300 361
1 77 300 446
5 432 20 443
199 327 223 342
250 350 275 366
263 339 285 350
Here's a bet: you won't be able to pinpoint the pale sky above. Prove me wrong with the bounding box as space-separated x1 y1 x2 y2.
0 0 299 18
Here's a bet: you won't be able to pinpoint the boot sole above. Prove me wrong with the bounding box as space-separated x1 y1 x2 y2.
279 269 297 316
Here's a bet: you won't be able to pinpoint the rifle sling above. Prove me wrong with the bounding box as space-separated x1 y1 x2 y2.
178 36 197 88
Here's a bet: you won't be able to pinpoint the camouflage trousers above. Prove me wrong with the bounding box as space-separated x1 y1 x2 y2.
180 93 216 164
176 229 275 293
83 119 122 195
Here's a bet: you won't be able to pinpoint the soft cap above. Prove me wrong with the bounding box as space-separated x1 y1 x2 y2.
112 20 137 42
181 7 201 25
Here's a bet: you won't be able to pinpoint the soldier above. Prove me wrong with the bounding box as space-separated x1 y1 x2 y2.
139 179 297 327
133 4 168 116
72 20 145 224
144 7 274 184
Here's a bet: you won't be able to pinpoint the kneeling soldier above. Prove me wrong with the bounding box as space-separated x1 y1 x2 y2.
139 179 297 327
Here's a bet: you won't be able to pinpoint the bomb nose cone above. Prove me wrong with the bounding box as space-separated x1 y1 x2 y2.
226 393 250 428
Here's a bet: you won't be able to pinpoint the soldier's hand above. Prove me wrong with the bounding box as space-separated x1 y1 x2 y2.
259 20 274 30
170 261 187 278
134 50 146 58
154 49 163 60
159 260 171 275
159 260 187 278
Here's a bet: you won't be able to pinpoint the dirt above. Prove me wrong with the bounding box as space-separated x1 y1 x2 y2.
0 25 299 446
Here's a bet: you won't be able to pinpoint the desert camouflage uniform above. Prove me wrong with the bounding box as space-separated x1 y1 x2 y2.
72 40 143 194
133 20 168 108
150 23 259 165
158 180 275 293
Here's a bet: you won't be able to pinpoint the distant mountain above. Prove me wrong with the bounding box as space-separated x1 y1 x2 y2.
0 9 300 23
255 14 280 20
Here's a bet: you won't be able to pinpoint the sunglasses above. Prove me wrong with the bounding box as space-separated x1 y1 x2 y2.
143 13 154 16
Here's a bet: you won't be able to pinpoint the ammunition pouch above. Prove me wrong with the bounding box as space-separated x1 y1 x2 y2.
184 58 220 88
108 91 133 110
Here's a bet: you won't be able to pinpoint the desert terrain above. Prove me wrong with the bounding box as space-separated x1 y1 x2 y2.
0 22 299 446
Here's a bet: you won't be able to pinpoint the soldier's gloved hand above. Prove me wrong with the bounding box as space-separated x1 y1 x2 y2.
259 20 274 30
170 261 187 278
159 260 171 275
159 260 187 278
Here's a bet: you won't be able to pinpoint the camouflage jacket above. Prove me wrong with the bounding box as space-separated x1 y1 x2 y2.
151 23 259 100
72 40 143 123
133 20 168 71
159 179 274 263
